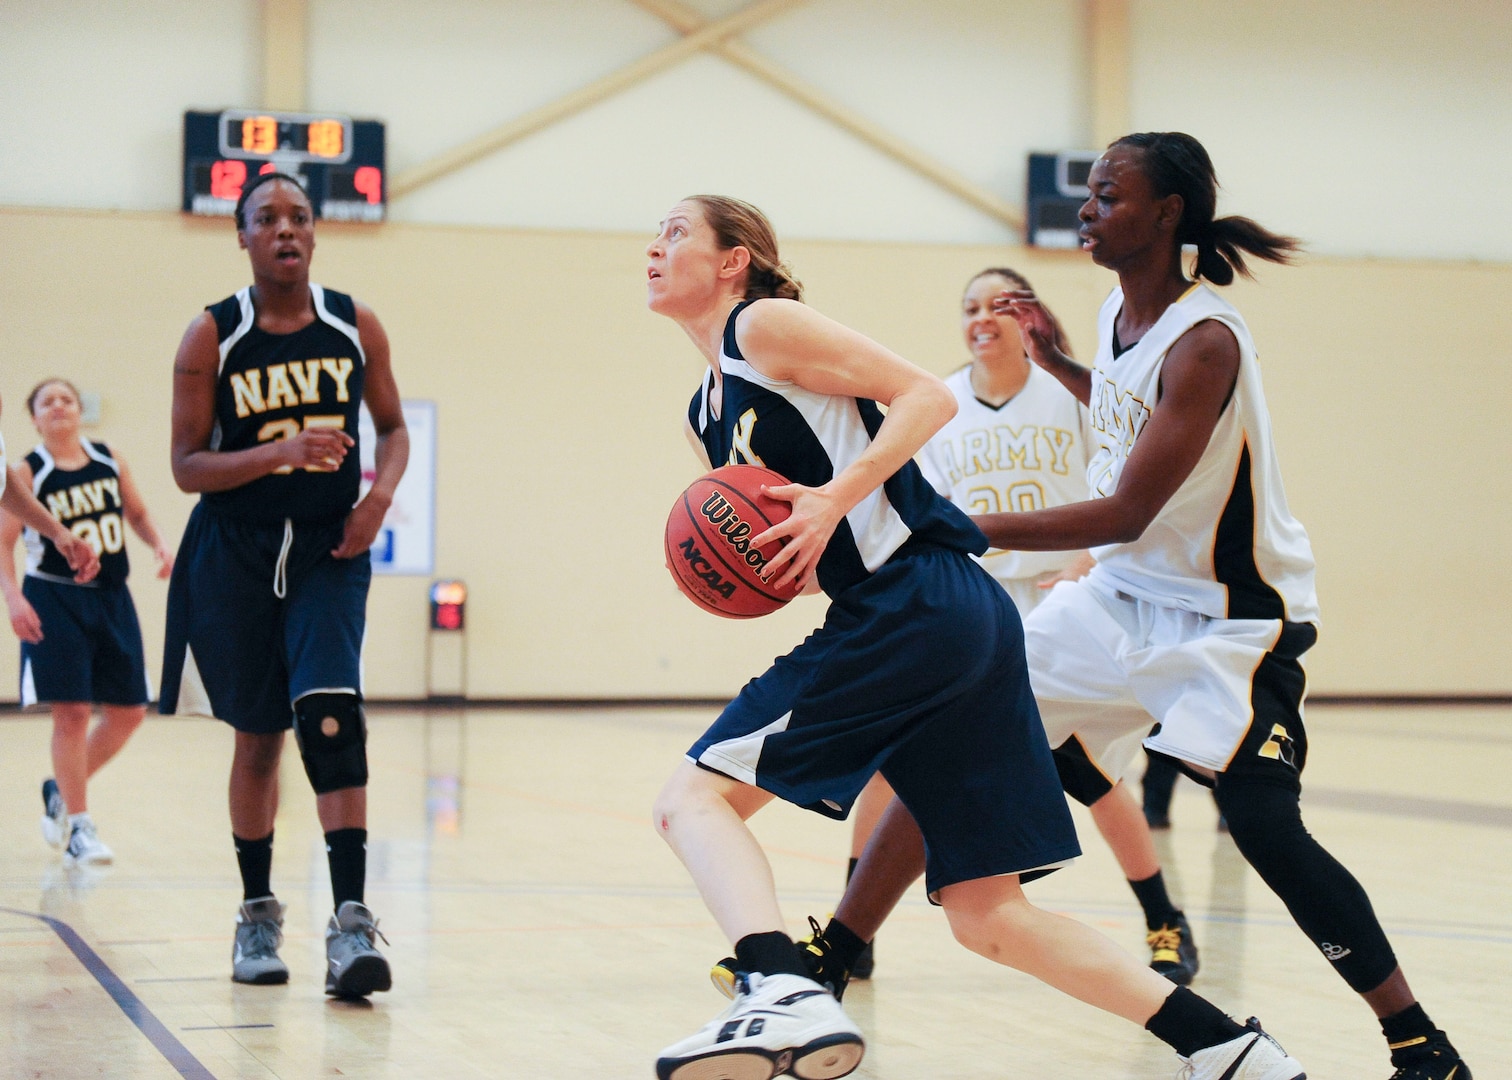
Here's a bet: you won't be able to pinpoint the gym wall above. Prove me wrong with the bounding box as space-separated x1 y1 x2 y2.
2 1 1508 698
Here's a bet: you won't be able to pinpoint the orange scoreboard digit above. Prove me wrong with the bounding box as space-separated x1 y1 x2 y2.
182 109 386 222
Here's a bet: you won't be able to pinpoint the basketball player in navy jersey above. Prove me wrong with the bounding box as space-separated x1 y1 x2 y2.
160 173 409 997
0 378 173 865
0 399 99 586
823 134 1471 1080
646 194 1304 1080
713 268 1198 994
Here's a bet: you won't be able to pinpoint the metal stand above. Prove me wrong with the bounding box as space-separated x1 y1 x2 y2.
424 624 468 702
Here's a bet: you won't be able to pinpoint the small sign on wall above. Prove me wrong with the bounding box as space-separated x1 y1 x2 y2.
358 399 436 576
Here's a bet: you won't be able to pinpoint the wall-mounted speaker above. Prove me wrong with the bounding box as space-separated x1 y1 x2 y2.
1026 151 1099 248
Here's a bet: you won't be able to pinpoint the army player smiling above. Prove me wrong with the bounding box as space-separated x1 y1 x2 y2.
159 172 409 998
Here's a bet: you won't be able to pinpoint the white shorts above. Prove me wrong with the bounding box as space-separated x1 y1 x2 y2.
998 574 1052 620
1025 575 1298 784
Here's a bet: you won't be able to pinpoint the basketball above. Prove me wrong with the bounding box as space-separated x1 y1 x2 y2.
665 464 803 618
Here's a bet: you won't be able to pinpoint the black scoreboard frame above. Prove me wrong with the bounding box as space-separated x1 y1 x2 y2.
182 109 387 223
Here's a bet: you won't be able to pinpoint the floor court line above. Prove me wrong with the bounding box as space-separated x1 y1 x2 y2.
0 905 218 1080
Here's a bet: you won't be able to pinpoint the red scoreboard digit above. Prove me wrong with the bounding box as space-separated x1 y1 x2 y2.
182 109 386 222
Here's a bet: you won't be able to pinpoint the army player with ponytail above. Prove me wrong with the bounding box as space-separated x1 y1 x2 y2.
160 172 409 997
822 133 1471 1080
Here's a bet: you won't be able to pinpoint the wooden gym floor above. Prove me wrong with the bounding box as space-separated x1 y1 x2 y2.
1 703 1507 1079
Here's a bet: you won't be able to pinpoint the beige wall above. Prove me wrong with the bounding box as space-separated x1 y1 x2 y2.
1 207 1508 700
4 1 1509 260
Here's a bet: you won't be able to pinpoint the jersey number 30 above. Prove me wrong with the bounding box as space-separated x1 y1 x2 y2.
71 514 125 556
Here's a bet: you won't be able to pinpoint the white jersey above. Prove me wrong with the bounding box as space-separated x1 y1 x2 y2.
1084 283 1319 624
918 364 1092 585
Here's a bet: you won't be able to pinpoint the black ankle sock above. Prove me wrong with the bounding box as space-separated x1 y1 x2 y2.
734 931 809 979
233 832 273 901
821 917 868 972
1145 987 1246 1057
324 828 367 909
1380 1003 1440 1054
1128 870 1182 931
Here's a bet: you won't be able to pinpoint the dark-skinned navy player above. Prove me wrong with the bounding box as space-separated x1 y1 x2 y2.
160 172 409 997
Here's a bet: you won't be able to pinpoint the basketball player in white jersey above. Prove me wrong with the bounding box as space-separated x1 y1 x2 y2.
824 133 1471 1080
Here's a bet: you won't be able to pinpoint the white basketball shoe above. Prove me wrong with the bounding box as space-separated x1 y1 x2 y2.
656 971 863 1080
1179 1018 1306 1079
62 816 113 865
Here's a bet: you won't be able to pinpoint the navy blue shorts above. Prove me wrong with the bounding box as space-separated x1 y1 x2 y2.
159 503 371 734
19 577 150 707
690 544 1080 897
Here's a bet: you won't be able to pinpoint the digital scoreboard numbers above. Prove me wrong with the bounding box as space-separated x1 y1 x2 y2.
183 109 386 223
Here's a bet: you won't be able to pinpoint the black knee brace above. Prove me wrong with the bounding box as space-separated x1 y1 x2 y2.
1052 737 1115 807
292 692 368 794
1214 776 1398 993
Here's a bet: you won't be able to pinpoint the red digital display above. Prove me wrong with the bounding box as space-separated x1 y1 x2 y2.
353 166 382 204
209 160 247 201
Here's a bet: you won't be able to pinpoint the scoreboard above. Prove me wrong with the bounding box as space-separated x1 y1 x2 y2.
182 109 386 223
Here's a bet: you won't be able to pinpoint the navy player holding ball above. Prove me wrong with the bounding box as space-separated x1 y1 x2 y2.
159 172 409 997
0 379 172 866
646 194 1304 1080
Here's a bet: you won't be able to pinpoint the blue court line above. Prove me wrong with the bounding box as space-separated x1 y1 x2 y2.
0 906 218 1080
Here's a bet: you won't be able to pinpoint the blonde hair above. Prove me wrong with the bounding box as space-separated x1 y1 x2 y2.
686 195 803 302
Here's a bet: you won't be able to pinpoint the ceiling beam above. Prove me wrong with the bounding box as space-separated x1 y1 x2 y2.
261 0 308 112
630 0 1022 231
1087 0 1130 150
390 0 809 199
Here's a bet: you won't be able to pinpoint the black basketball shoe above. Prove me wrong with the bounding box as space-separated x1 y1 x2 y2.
1388 1032 1471 1080
1147 913 1199 985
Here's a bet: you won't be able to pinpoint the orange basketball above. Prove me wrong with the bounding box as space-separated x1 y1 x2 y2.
665 464 802 619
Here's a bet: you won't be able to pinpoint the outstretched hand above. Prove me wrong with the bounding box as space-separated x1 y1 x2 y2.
747 482 844 592
994 288 1060 368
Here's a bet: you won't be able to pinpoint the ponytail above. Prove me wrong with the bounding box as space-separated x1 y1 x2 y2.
1113 132 1301 284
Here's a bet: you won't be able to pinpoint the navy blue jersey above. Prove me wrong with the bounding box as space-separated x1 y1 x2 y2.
24 440 129 586
202 284 365 524
687 299 986 598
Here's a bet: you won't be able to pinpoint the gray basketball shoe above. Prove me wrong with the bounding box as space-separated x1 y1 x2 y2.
324 900 391 997
232 896 290 985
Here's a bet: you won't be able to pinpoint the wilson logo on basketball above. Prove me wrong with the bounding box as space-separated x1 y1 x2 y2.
699 491 779 581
